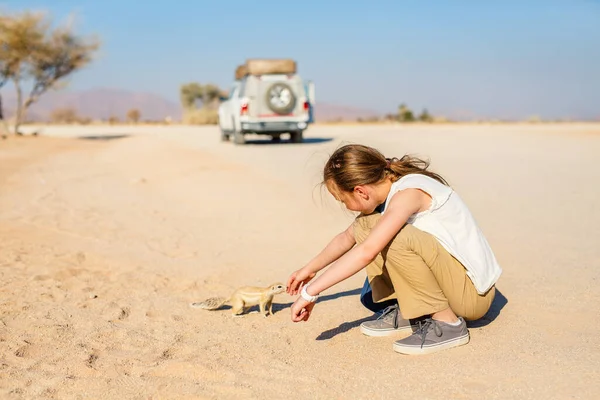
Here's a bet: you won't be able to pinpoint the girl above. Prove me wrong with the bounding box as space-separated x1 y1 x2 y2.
286 144 502 355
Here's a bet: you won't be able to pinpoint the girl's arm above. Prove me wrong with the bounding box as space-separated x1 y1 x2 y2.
300 189 426 300
287 224 356 294
304 225 356 275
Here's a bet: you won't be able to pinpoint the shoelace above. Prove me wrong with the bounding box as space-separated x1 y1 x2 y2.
376 305 399 328
415 318 443 348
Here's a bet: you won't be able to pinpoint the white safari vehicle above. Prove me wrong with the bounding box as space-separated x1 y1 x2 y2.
218 59 315 144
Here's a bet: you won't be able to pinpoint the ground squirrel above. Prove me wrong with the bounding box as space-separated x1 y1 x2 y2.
190 282 286 317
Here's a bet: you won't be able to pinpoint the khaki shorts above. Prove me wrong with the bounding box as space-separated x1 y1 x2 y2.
353 213 495 320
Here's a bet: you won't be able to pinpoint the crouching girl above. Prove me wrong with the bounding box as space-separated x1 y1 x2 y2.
286 144 501 355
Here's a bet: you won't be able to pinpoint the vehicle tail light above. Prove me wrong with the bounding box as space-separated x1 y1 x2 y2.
240 103 249 116
303 101 309 112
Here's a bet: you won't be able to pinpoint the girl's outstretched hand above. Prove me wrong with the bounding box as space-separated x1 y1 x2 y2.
291 296 316 322
286 268 316 295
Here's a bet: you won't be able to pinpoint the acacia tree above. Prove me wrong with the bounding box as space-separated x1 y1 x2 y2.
180 82 222 110
418 108 433 122
126 108 141 123
0 10 99 134
0 14 31 133
0 61 7 135
180 82 203 109
398 103 415 122
1 54 5 127
201 84 222 109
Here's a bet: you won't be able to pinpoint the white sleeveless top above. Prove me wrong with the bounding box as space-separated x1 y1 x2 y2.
381 174 502 294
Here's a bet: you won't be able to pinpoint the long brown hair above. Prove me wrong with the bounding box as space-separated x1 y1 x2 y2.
323 144 448 193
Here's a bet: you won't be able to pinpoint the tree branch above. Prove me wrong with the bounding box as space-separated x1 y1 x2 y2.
1 10 100 131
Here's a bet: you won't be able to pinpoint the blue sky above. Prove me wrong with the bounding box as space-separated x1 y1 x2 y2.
2 0 599 120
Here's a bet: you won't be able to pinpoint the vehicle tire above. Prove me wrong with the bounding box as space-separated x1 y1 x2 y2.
231 117 245 144
220 128 230 142
233 130 245 145
290 130 303 143
271 135 281 142
265 82 296 115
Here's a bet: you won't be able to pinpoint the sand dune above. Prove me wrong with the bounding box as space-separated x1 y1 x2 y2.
1 124 599 399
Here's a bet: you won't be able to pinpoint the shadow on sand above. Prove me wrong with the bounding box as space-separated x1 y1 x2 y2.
271 288 362 313
239 137 333 146
191 287 507 341
273 287 373 341
313 288 508 341
190 287 361 316
78 134 132 141
466 288 508 328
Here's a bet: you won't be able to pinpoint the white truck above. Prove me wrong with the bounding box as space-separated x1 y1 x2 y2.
218 59 315 144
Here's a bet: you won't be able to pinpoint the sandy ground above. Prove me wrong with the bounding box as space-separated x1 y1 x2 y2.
1 123 599 399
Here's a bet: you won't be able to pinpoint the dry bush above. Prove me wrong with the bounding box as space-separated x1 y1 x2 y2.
182 108 218 125
357 116 380 123
49 107 78 123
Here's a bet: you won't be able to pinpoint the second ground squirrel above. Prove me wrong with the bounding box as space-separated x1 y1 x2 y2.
190 282 286 317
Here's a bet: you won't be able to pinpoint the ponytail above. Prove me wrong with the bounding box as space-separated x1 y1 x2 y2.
323 144 448 192
385 155 449 186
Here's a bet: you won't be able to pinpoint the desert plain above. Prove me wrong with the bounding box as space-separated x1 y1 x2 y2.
1 123 599 399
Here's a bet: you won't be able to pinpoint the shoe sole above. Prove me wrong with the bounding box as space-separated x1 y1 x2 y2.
360 324 415 337
392 333 470 355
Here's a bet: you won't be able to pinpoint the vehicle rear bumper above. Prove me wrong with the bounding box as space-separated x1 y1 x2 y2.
241 120 308 133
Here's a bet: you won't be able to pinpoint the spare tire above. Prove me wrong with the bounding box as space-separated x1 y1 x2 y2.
265 82 296 115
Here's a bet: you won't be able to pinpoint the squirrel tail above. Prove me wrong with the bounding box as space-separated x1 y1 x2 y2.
190 297 229 310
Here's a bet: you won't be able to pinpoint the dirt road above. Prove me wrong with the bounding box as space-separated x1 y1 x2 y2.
1 123 599 399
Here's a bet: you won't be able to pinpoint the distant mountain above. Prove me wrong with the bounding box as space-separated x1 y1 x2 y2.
0 87 381 123
312 103 381 122
1 88 183 122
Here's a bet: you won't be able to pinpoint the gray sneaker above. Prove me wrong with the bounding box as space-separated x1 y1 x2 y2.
393 317 470 355
360 305 415 337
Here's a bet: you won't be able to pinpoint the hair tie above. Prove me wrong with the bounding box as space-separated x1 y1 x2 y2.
385 159 392 169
